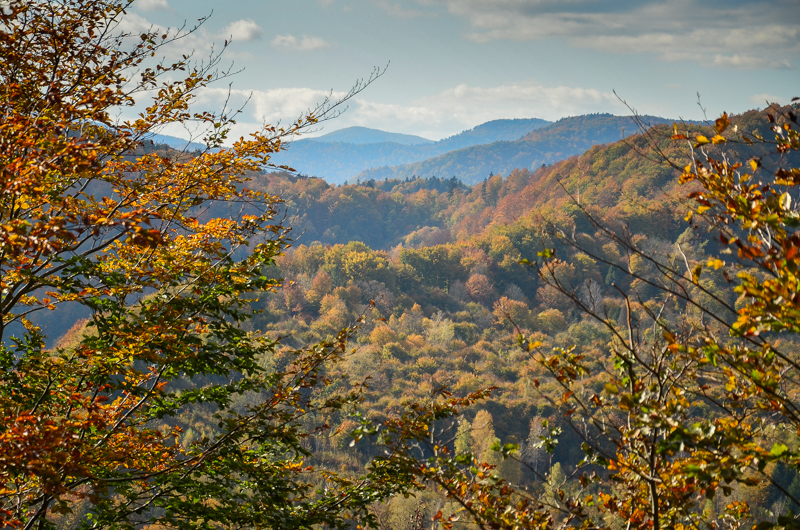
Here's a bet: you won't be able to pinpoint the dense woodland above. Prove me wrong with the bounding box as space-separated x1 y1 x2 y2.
4 2 800 529
259 106 800 527
58 106 799 528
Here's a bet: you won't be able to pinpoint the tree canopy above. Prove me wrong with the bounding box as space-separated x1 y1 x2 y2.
3 2 800 529
0 1 409 529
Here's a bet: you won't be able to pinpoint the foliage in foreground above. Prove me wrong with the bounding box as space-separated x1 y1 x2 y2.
0 1 422 529
518 105 800 529
4 2 800 529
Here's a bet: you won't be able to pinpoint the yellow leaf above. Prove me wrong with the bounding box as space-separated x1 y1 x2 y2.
711 134 727 144
695 135 710 146
707 258 725 270
692 264 703 283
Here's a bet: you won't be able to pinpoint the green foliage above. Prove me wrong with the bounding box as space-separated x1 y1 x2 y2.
399 246 468 290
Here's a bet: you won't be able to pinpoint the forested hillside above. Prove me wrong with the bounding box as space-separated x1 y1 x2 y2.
10 2 800 530
354 114 678 184
215 105 800 527
246 114 691 251
434 117 552 151
37 98 800 530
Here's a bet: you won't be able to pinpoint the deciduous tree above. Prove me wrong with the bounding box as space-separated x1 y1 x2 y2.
521 103 800 529
0 1 404 529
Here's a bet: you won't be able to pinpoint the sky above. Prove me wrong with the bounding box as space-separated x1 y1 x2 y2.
128 0 800 141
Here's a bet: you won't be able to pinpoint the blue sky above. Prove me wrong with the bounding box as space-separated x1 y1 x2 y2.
129 0 800 140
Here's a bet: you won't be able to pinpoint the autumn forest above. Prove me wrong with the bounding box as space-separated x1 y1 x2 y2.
2 2 800 530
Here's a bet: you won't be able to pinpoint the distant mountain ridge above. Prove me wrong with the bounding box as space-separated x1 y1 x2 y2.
268 118 552 183
308 126 433 145
148 133 207 152
434 118 551 152
354 114 677 185
144 116 683 187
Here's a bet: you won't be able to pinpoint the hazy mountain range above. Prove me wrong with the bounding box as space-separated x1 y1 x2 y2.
267 118 551 183
266 114 679 185
152 114 685 186
307 127 433 145
149 133 207 151
354 114 676 185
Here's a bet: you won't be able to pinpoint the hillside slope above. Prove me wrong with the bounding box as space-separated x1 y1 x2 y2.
354 114 675 185
433 118 551 151
147 133 207 151
44 110 800 512
246 119 691 252
249 108 789 252
237 108 800 516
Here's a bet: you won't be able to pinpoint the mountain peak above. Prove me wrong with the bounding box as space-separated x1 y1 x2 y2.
309 127 433 146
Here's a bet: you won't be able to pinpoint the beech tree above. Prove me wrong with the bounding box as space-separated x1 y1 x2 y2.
514 104 800 529
0 1 409 529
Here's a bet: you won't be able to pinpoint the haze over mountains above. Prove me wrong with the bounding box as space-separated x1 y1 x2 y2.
267 118 551 183
308 127 433 145
148 114 683 186
149 133 207 152
269 114 677 185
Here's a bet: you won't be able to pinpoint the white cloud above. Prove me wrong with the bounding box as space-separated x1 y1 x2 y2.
221 19 264 42
374 0 436 19
193 86 346 125
115 12 214 58
712 54 792 70
116 13 267 60
415 0 799 69
346 81 624 138
750 93 789 106
249 88 349 124
136 0 169 11
116 11 164 34
187 80 624 142
271 34 330 51
138 86 345 146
